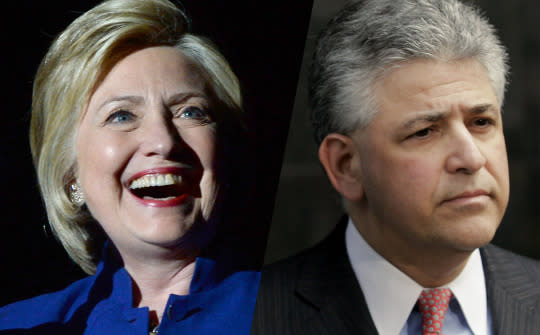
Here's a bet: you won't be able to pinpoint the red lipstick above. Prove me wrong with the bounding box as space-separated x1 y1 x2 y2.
134 193 190 208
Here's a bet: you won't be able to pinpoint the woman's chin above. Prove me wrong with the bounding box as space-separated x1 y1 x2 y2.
136 219 216 254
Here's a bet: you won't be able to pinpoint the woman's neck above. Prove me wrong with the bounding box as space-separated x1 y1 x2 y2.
121 246 199 323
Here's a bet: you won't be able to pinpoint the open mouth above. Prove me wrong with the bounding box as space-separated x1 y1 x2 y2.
128 173 189 206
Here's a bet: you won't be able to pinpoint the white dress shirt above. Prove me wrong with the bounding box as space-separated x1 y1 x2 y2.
345 218 492 335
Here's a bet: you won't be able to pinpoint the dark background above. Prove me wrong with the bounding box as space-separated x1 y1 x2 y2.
3 0 539 308
1 0 313 306
265 0 540 264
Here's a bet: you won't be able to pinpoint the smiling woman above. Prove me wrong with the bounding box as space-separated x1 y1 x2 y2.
0 0 262 334
77 47 221 263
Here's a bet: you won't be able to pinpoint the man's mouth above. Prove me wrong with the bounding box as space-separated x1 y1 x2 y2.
445 189 490 202
440 189 491 208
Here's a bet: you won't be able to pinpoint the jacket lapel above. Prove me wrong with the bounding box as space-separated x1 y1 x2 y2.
285 225 540 335
481 244 540 335
294 219 378 335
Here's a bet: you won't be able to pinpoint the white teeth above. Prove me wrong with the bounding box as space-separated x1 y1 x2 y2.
129 174 182 189
164 174 174 185
143 196 177 200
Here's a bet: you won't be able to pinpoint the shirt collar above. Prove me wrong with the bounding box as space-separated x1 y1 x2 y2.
447 246 489 335
345 218 488 335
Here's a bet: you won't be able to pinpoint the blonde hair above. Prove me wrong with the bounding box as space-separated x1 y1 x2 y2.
30 0 243 274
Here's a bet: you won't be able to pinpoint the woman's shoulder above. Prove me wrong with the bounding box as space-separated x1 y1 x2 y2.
0 274 96 331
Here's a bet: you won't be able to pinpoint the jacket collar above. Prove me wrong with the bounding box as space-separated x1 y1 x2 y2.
93 241 239 304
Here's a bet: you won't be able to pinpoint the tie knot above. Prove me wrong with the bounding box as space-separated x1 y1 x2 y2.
417 288 452 335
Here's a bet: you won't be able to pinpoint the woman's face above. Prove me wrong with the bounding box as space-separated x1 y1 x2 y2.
76 46 220 256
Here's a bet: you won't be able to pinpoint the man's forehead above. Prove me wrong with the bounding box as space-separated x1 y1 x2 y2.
375 58 492 91
369 59 499 117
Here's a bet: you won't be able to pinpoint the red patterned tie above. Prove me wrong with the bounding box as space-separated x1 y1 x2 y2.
417 288 452 335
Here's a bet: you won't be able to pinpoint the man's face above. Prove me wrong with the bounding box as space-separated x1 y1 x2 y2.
352 58 509 257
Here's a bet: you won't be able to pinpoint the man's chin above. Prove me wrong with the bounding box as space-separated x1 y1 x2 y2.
445 229 498 254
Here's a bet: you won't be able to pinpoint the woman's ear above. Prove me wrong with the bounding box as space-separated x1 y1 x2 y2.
318 133 364 201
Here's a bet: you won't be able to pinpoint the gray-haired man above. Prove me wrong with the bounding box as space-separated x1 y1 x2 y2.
252 0 540 334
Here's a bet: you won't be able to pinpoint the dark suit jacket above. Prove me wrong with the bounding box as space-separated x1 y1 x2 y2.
251 220 540 335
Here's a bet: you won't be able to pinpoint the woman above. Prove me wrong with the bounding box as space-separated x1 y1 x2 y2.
0 0 259 333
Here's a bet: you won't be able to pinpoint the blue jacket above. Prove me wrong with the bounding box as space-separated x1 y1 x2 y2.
0 248 261 334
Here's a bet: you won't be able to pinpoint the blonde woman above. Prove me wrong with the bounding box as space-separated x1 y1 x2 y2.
0 0 259 334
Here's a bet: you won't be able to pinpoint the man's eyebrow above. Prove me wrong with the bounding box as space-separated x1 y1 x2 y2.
399 104 498 131
400 111 448 130
469 103 497 115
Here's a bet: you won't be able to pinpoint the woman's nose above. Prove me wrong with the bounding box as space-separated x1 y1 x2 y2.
445 128 487 174
139 113 183 158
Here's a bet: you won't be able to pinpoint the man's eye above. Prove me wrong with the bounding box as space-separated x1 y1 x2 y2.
106 110 135 124
411 128 432 138
179 106 209 120
473 118 493 127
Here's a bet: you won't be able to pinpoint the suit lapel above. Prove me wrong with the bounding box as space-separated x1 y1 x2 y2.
280 224 540 335
481 244 540 335
294 219 378 335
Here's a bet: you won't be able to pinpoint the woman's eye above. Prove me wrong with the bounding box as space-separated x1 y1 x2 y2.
106 110 135 124
179 106 209 120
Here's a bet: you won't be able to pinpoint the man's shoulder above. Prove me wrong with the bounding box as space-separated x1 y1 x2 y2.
481 244 540 333
252 221 373 335
253 236 338 335
0 274 95 331
257 244 318 295
482 243 540 279
482 243 540 294
259 221 348 289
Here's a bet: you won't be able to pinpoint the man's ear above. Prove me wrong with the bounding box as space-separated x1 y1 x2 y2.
318 133 364 201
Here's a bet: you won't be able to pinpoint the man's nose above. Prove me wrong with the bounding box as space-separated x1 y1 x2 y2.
445 127 487 174
139 112 183 158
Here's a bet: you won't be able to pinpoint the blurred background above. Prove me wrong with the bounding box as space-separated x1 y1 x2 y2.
1 0 312 305
264 0 540 264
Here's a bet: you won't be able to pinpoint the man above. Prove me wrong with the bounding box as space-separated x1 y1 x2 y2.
251 0 540 334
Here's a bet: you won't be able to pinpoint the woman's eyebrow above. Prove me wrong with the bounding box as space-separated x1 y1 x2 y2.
165 91 208 105
98 95 144 110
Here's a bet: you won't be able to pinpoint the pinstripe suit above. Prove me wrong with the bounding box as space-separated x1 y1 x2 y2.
251 220 540 335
